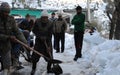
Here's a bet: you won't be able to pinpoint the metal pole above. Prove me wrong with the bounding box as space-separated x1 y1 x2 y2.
87 0 91 22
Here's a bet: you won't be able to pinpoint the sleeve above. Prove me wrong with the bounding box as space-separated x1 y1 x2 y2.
32 19 45 38
52 20 56 33
0 22 10 40
71 14 85 25
49 20 54 34
0 34 9 40
71 15 76 25
32 20 40 37
18 20 24 29
12 19 27 44
63 19 67 31
45 22 53 48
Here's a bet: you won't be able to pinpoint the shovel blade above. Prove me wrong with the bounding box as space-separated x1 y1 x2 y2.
49 59 62 64
51 64 63 74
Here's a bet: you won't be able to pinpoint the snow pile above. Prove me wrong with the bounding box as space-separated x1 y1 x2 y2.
80 32 120 75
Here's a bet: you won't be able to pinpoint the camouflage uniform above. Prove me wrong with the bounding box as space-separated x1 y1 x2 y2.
0 2 27 74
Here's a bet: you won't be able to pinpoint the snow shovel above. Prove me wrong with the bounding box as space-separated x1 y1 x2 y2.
14 38 62 64
44 41 63 75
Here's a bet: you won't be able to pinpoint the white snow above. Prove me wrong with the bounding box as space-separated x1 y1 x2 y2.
0 0 120 75
1 31 119 75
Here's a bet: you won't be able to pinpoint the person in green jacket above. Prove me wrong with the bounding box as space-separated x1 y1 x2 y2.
71 6 85 61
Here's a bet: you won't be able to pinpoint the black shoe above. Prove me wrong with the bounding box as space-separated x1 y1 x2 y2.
15 65 24 70
78 55 82 58
0 69 3 72
61 51 64 53
56 51 60 53
61 50 64 53
26 58 32 62
73 57 78 61
47 69 53 73
78 56 82 58
31 69 35 75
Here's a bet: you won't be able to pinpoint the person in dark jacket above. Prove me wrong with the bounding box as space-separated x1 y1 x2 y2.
53 13 67 53
19 14 34 61
19 14 32 32
49 12 57 50
0 2 27 75
30 10 53 75
71 6 85 61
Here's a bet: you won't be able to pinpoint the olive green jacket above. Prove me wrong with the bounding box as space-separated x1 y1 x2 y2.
53 18 67 33
0 16 27 53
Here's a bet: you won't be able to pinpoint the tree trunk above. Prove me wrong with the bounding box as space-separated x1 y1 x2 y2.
109 0 120 40
113 1 120 40
109 10 117 39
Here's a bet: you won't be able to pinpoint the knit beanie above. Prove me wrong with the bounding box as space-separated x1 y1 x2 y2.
0 2 10 13
41 10 49 17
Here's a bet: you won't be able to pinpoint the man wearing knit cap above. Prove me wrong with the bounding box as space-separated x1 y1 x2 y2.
0 2 27 75
31 10 53 75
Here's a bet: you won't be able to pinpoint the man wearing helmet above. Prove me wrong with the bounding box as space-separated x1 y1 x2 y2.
0 2 27 75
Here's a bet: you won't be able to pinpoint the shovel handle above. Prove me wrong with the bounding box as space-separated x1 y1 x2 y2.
14 38 50 60
14 39 62 64
44 40 53 58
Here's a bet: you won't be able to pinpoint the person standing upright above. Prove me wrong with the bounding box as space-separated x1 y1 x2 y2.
71 6 85 61
53 13 67 53
49 12 57 50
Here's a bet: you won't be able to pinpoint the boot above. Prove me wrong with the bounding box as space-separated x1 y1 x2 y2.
2 69 10 75
73 56 78 61
31 69 35 75
31 62 37 75
47 63 53 73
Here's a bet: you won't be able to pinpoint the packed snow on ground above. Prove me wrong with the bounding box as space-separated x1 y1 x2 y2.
0 31 120 75
0 0 120 75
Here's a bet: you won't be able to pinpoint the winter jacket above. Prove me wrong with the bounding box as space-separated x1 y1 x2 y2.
49 17 57 22
0 15 27 53
53 18 67 33
32 18 53 49
19 19 33 32
32 18 53 40
71 13 85 32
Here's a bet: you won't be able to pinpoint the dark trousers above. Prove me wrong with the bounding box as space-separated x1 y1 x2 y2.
23 31 31 59
74 31 84 57
31 38 52 71
53 33 57 50
55 33 65 52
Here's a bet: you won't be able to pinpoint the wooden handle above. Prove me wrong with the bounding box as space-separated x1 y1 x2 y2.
14 38 50 60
